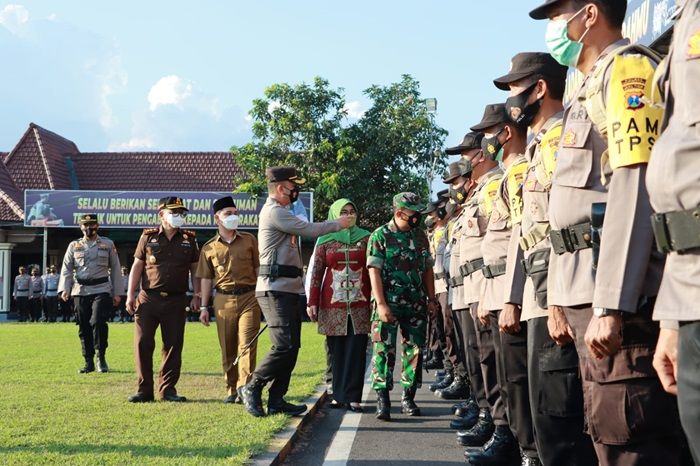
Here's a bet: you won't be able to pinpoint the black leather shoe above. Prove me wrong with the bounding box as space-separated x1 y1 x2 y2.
424 357 444 370
268 400 307 416
162 394 187 402
464 425 519 465
97 355 109 373
457 408 494 447
128 393 154 403
455 397 479 418
375 389 391 421
328 400 346 409
79 359 95 374
429 371 453 392
347 403 363 413
223 395 239 404
520 453 543 466
238 379 266 417
401 387 421 416
435 374 470 400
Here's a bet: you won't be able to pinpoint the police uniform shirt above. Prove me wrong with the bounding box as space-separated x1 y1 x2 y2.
432 224 449 295
58 235 124 297
30 275 43 297
447 209 468 309
647 2 700 322
548 38 664 312
134 227 199 294
196 232 260 289
256 196 341 295
43 273 60 297
14 274 30 297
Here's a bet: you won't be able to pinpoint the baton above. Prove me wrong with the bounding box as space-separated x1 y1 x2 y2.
227 324 268 371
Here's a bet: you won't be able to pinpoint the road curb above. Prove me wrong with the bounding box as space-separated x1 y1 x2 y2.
248 386 329 466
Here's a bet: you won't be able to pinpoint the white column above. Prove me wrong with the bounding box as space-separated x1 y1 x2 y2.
0 243 15 314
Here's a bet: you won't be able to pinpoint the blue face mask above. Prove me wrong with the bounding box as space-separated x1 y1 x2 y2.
545 6 590 68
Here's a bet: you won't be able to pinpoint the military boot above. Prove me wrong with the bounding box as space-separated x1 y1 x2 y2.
456 408 494 447
237 377 266 417
79 357 95 374
375 389 391 421
435 374 470 399
464 424 520 465
449 397 480 430
423 355 444 370
429 369 453 392
401 386 421 416
97 352 109 373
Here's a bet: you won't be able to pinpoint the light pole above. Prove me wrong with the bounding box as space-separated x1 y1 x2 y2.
424 98 439 197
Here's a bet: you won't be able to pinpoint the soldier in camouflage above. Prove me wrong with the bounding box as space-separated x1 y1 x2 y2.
367 192 438 421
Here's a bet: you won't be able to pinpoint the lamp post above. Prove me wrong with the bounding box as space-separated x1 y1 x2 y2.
424 98 439 196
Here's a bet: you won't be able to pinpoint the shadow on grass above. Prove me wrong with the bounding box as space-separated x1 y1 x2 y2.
0 442 256 460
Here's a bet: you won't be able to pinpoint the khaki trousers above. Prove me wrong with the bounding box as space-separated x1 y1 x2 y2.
214 291 261 395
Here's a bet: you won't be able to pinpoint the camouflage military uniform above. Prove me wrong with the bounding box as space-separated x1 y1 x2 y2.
367 220 433 390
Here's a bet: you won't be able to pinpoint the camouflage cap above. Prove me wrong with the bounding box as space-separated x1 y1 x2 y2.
393 192 426 212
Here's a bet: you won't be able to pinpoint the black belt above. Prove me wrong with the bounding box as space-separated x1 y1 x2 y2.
216 285 255 296
16 288 28 292
447 276 464 287
47 288 58 291
76 277 109 286
651 208 700 254
258 264 303 278
459 258 485 277
550 222 592 254
144 290 186 298
482 261 507 279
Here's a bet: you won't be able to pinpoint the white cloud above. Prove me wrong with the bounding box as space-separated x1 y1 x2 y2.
0 4 29 35
47 13 56 21
148 75 193 111
267 100 282 114
343 100 365 119
108 137 155 151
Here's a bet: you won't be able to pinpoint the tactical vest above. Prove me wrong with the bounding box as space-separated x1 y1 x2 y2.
494 155 528 227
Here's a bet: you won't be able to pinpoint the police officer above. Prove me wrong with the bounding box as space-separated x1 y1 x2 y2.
13 266 30 322
367 192 438 421
238 167 351 417
126 197 200 402
196 195 262 404
29 267 43 322
116 266 130 322
531 0 688 463
43 265 60 322
648 1 700 462
58 214 123 373
424 192 449 372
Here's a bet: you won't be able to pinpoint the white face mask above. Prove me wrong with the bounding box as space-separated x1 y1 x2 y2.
164 212 185 228
220 214 239 231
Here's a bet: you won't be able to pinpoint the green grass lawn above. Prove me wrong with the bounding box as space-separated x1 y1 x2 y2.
0 321 327 465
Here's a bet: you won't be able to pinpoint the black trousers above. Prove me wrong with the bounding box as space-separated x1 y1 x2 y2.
492 313 537 458
327 316 368 404
16 297 29 322
454 304 488 408
45 296 58 322
528 316 596 466
438 292 455 372
324 336 333 388
29 297 42 321
74 293 111 359
480 310 506 425
678 321 700 465
254 291 305 401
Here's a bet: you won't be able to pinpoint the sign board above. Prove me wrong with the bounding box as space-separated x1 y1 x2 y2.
24 190 313 229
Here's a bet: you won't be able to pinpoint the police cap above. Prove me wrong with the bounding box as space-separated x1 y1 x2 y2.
529 0 626 20
79 213 99 224
158 197 188 211
442 160 472 184
470 104 509 131
445 131 484 155
493 52 568 90
265 166 306 185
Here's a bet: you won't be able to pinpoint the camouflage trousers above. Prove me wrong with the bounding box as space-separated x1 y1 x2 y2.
370 307 427 390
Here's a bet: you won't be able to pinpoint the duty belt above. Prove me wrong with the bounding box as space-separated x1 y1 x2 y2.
482 261 507 279
144 290 186 298
549 222 592 254
76 277 109 286
447 276 464 287
651 207 700 253
16 288 28 292
459 258 484 277
216 285 255 296
258 264 303 279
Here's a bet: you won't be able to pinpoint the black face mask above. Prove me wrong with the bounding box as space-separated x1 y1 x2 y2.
445 202 458 217
505 82 543 129
437 205 447 220
425 216 437 229
449 180 469 205
481 128 505 160
82 226 98 237
406 211 421 229
285 186 300 203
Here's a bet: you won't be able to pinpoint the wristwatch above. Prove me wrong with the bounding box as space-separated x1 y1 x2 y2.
593 307 621 317
199 306 208 312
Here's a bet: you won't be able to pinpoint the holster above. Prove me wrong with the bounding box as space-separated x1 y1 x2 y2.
590 202 606 271
521 248 550 309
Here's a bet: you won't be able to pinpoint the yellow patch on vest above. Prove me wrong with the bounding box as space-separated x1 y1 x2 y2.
538 123 561 186
606 55 664 169
688 28 700 59
507 161 529 225
479 179 501 218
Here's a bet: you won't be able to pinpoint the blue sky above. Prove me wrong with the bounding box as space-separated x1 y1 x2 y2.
0 1 547 156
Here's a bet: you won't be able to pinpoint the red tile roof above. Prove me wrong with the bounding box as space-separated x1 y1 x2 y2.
0 162 24 222
70 152 244 190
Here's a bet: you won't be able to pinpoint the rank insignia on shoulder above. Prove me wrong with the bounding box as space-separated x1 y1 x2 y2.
149 256 157 264
562 129 576 146
143 227 159 235
689 29 700 60
182 229 196 238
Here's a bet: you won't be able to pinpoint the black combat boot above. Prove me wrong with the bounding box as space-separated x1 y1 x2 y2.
375 389 391 421
79 357 95 374
237 377 266 417
464 424 520 465
268 398 307 416
520 452 543 466
97 352 109 373
456 408 494 447
450 397 480 430
429 369 453 392
454 396 479 417
401 386 421 416
435 374 470 400
423 355 444 370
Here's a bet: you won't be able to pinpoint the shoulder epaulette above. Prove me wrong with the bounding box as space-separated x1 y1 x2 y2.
142 227 159 236
182 229 196 238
